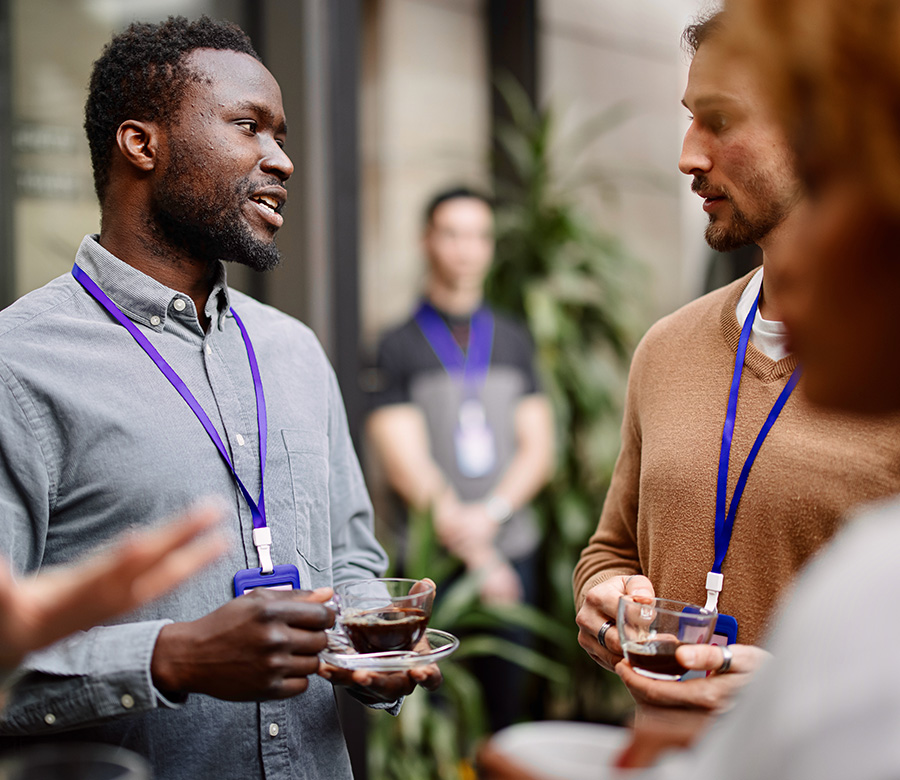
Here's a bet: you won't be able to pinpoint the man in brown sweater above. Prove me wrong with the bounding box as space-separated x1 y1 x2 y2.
573 11 900 713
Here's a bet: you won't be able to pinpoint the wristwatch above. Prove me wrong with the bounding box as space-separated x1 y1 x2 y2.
485 494 514 524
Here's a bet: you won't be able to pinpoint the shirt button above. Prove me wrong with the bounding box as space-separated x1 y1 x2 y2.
121 694 135 709
268 722 280 737
173 298 187 312
205 344 212 356
149 315 161 327
236 434 246 447
44 713 56 725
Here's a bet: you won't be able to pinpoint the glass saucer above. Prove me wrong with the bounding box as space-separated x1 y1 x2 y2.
320 628 459 671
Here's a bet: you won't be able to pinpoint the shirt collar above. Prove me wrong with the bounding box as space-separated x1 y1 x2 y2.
74 235 232 331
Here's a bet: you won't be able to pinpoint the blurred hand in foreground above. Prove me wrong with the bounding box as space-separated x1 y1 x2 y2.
0 501 225 671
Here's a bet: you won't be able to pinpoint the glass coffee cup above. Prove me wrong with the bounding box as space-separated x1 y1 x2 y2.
327 578 435 655
617 595 717 681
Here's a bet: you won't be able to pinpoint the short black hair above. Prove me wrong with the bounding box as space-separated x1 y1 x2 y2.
424 186 493 225
682 10 725 58
84 15 260 203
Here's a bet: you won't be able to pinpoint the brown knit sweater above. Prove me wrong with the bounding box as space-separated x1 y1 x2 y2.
574 272 900 644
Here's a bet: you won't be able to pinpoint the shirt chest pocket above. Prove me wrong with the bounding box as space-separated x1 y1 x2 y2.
282 428 332 572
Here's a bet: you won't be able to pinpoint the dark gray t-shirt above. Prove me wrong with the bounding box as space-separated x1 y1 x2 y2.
368 305 542 560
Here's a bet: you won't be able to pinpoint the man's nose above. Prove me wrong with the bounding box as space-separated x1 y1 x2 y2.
678 123 712 176
262 139 294 182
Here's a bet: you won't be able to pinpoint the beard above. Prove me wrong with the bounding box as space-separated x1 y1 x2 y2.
149 141 283 272
694 172 797 253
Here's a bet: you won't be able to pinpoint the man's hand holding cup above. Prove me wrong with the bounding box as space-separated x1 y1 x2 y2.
576 573 655 671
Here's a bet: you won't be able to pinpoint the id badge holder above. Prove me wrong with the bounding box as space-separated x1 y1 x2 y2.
233 564 301 597
681 606 738 680
454 398 496 478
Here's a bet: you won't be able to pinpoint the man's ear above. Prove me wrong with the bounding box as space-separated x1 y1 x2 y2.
115 120 159 172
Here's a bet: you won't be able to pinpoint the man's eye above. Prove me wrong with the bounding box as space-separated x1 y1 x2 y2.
237 120 257 133
710 114 728 131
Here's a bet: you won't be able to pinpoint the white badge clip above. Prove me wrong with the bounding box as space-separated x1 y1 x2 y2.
704 571 723 612
253 526 274 574
454 398 496 478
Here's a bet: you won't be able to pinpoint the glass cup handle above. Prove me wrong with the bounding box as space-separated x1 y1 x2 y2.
323 594 348 645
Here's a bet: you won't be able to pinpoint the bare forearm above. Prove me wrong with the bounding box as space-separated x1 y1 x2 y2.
366 406 455 511
487 441 553 511
489 395 555 510
385 458 450 512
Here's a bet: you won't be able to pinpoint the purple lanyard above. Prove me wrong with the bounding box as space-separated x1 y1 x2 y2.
713 291 801 574
72 263 269 530
414 301 494 391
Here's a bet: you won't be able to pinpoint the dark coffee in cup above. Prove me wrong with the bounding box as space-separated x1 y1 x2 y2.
624 639 687 678
342 607 428 653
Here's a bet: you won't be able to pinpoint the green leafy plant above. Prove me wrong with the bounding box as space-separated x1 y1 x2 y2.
368 509 570 780
486 74 644 722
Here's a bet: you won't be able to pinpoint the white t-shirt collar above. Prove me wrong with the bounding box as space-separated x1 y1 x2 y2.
735 268 792 362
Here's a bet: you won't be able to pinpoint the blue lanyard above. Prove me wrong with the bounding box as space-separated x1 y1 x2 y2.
414 301 494 389
72 263 269 530
713 291 801 575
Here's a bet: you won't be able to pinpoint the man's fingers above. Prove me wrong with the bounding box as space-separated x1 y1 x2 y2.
675 644 730 673
117 502 225 575
128 530 227 604
410 577 435 596
676 643 770 675
615 658 743 711
351 669 416 699
268 676 311 699
283 626 330 655
239 590 335 631
15 504 226 649
299 587 334 603
623 574 655 599
410 663 443 691
272 599 335 631
77 501 226 607
280 649 325 677
576 624 623 672
603 624 624 656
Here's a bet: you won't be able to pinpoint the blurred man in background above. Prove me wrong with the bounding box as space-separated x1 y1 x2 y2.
367 186 554 729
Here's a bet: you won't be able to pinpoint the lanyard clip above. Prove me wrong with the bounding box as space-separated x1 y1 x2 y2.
252 526 274 575
704 571 723 612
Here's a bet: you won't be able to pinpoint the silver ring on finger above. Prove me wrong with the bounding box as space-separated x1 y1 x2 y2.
716 644 734 675
597 619 615 651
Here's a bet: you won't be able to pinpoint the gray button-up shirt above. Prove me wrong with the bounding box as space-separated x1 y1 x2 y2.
0 236 389 779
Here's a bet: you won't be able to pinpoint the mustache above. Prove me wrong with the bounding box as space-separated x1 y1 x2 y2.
242 177 288 214
691 175 729 199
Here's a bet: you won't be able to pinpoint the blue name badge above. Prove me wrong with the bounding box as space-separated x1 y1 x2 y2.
711 613 738 645
233 564 302 597
680 607 738 680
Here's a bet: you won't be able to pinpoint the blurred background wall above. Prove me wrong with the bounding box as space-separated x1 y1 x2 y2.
360 0 711 353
